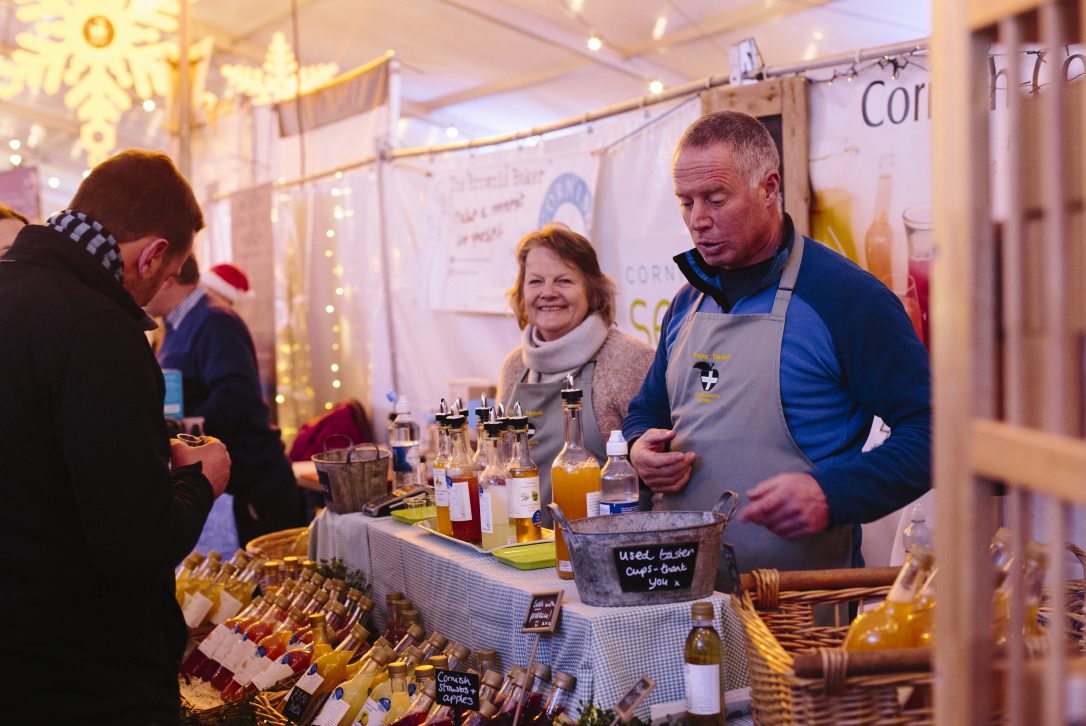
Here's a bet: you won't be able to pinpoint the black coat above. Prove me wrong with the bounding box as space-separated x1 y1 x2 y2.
0 225 214 725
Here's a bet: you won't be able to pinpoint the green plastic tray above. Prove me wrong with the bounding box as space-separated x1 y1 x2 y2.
492 542 557 570
390 506 437 525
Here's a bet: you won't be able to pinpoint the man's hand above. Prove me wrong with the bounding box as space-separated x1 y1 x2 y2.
738 472 830 539
171 436 231 498
629 428 696 494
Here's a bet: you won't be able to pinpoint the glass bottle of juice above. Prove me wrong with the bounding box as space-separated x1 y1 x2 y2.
505 403 542 543
492 665 525 710
1022 540 1048 639
432 401 454 536
478 668 504 703
684 601 724 726
445 643 470 671
529 670 576 726
472 394 492 473
420 633 449 661
906 569 937 647
863 153 895 282
209 592 318 688
445 405 482 544
180 551 221 606
461 701 500 726
551 379 601 580
257 612 335 696
843 544 935 651
181 560 228 626
518 662 552 722
221 605 308 701
175 551 204 593
383 591 405 641
480 412 515 550
990 528 1016 639
361 661 411 726
389 680 437 726
342 636 393 682
395 622 426 654
281 622 372 723
309 644 396 726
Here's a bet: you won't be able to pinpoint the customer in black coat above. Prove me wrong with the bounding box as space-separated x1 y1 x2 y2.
0 150 231 725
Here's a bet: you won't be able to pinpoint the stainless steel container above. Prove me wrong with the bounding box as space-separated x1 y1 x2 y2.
311 444 390 514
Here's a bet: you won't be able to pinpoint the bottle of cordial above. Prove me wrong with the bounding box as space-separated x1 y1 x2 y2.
684 601 724 726
505 403 542 543
444 404 481 543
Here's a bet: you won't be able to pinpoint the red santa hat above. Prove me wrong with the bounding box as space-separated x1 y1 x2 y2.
203 262 252 304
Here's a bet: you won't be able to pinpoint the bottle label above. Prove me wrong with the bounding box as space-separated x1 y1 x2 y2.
182 591 215 628
235 649 272 686
251 658 295 691
479 489 493 533
211 592 243 624
222 637 256 671
585 491 601 518
600 500 639 516
282 664 324 720
433 467 448 506
558 559 573 573
507 476 540 519
392 443 420 473
313 692 350 726
361 696 389 726
449 478 473 521
684 663 722 715
197 623 232 657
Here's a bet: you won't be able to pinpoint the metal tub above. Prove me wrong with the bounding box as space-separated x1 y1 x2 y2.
548 491 738 607
311 444 390 514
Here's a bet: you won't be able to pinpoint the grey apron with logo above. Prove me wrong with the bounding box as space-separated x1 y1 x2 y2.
505 360 607 528
662 237 852 588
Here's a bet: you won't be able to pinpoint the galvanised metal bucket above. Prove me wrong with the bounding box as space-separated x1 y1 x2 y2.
548 491 738 606
311 444 390 514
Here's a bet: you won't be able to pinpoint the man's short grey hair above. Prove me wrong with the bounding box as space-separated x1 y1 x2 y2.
675 111 781 192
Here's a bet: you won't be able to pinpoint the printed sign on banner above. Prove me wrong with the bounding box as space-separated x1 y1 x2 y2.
426 152 599 314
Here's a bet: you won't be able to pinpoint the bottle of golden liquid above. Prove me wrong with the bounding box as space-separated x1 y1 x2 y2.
550 377 601 580
385 662 413 724
906 568 936 647
684 601 724 726
505 402 542 543
183 562 237 628
844 544 934 651
432 400 453 536
1022 541 1048 639
863 153 895 282
309 644 396 726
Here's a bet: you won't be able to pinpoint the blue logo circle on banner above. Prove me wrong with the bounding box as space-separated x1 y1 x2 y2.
538 172 592 231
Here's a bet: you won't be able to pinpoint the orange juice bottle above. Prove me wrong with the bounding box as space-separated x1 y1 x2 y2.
843 544 934 651
431 400 454 536
906 569 937 647
505 402 542 543
551 377 601 580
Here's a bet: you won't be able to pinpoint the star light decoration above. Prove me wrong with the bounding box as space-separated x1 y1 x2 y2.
220 32 338 106
0 0 178 166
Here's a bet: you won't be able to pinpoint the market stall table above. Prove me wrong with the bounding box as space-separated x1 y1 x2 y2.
309 508 749 721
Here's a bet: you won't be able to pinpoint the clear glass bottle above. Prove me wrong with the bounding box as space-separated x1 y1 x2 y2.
504 403 542 543
432 401 454 536
309 645 395 726
551 378 601 579
480 412 514 550
901 502 933 554
390 396 424 491
530 670 576 726
445 405 481 543
599 431 639 516
863 152 895 282
472 393 492 473
843 544 935 651
684 601 724 726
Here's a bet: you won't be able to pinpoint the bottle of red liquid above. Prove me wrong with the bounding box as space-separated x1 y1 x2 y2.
387 680 438 726
382 591 406 641
420 633 449 662
530 671 576 726
180 594 268 677
194 593 290 681
491 665 525 710
219 605 307 701
460 700 499 726
251 612 335 699
519 663 552 723
444 407 481 543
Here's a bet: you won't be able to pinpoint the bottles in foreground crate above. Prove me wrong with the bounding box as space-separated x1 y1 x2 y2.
684 601 724 726
843 544 934 652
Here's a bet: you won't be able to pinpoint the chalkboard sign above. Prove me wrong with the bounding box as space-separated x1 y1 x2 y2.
613 674 656 723
613 542 699 592
720 543 741 595
521 590 563 633
435 669 481 710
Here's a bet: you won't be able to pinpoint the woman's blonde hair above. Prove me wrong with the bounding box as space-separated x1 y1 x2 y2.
507 224 616 330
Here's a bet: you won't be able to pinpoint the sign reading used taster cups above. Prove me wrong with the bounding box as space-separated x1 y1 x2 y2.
614 542 699 592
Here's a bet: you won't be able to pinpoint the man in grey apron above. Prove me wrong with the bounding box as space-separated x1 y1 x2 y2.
622 111 931 590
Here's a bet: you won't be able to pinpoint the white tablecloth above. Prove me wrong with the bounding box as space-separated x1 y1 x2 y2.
309 509 749 720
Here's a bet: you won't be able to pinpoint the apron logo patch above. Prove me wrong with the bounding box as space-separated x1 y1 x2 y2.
693 361 719 392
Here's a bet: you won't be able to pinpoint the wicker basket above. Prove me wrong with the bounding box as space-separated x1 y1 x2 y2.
732 567 933 726
246 526 310 560
252 691 293 726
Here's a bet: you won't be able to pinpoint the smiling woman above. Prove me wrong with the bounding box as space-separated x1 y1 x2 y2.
496 224 655 525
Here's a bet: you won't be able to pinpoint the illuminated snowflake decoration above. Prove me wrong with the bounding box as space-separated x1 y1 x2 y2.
221 31 338 105
0 0 178 166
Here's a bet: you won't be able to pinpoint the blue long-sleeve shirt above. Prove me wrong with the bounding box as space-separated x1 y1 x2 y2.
622 231 931 527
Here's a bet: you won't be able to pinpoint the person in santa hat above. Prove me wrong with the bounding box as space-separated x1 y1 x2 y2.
146 257 304 545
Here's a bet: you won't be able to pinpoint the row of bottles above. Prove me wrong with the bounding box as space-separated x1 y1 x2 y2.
176 548 267 628
426 380 639 582
843 529 1049 652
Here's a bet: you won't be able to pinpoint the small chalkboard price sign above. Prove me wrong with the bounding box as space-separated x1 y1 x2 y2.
612 675 656 723
613 542 699 592
521 590 563 633
435 669 481 710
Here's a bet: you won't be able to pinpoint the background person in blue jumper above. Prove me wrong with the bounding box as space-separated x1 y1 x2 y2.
622 111 931 586
146 255 305 546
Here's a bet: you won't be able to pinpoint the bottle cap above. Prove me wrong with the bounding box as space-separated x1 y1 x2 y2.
428 632 449 651
508 401 528 429
909 503 925 521
329 600 347 616
508 665 525 678
552 671 576 691
530 662 551 682
475 392 492 421
359 595 376 613
403 609 422 626
308 612 327 627
313 589 330 605
415 664 436 682
371 645 396 667
482 669 504 689
386 591 404 605
288 606 305 623
484 418 506 436
405 645 426 664
184 552 205 568
346 587 364 602
351 623 371 642
428 655 450 670
396 397 411 414
691 601 714 620
388 661 408 677
560 375 583 405
480 701 499 718
449 643 470 662
309 572 326 587
273 593 292 609
405 622 425 640
606 430 628 456
301 559 316 570
207 551 222 562
393 598 412 611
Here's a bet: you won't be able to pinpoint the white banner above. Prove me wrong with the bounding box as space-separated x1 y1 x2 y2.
425 152 600 313
230 183 277 405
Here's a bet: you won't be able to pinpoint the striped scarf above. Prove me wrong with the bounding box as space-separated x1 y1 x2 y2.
45 209 124 284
